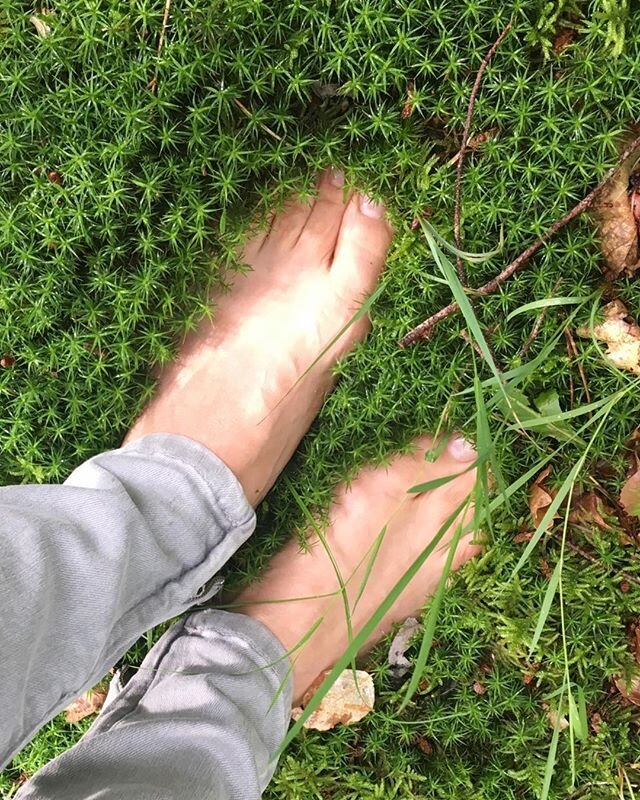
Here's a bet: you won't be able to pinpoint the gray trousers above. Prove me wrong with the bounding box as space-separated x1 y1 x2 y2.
0 434 293 799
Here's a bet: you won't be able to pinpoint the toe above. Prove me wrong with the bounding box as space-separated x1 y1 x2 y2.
294 169 352 262
330 192 394 298
450 532 482 571
262 195 314 252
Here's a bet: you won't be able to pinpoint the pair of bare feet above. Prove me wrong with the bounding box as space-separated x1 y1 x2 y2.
127 170 480 702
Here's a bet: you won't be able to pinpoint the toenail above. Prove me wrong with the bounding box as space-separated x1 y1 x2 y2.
330 167 345 188
447 435 476 462
360 195 385 218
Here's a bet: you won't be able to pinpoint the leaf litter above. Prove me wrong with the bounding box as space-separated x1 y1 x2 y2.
291 669 375 731
387 617 423 679
591 134 640 279
577 300 640 375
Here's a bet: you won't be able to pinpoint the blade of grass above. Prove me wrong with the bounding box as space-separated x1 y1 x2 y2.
506 296 589 321
529 559 562 653
274 493 475 757
540 684 565 800
400 497 471 709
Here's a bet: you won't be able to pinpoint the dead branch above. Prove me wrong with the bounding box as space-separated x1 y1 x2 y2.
400 130 640 347
454 22 512 283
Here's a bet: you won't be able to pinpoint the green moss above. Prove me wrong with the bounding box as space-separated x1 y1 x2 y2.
2 1 640 797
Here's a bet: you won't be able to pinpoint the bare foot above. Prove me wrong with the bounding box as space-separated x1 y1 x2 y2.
126 170 393 504
236 435 480 702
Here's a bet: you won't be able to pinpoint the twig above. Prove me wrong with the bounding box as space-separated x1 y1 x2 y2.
518 277 562 358
400 130 640 347
454 22 512 283
232 97 283 142
157 0 172 59
564 326 592 405
550 530 640 587
147 0 172 93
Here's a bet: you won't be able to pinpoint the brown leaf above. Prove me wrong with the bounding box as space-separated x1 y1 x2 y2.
590 711 603 734
64 687 107 723
552 28 576 55
0 355 15 369
621 465 640 517
592 135 640 279
291 669 374 731
569 492 614 530
387 617 422 679
472 681 487 695
577 300 640 375
514 530 534 544
529 467 557 529
466 127 500 150
30 14 51 38
401 81 416 119
614 675 640 706
544 703 569 731
415 735 433 756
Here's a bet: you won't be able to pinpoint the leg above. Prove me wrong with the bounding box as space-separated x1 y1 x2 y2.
6 173 392 791
16 436 479 799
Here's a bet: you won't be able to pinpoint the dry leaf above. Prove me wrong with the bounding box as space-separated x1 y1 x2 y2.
569 492 614 530
552 28 576 55
528 466 557 529
415 735 433 756
577 300 640 375
30 15 51 38
592 137 640 279
401 80 416 119
291 669 374 731
64 687 107 723
467 127 500 151
621 465 640 517
544 703 569 731
614 675 640 706
387 617 423 679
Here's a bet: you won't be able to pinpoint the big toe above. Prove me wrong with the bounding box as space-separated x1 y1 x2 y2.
330 192 393 299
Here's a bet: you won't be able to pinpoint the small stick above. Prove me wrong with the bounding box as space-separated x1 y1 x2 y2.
550 530 640 587
400 130 640 347
518 277 562 358
564 326 592 405
157 0 172 59
232 97 284 142
454 22 512 283
147 0 172 93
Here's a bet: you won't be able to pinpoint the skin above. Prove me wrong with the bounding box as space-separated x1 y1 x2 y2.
127 170 479 702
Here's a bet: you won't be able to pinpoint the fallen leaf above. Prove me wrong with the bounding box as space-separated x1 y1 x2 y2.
415 735 433 756
466 127 500 150
590 711 603 734
592 136 640 279
552 28 576 55
544 703 569 731
621 465 640 517
569 492 615 530
514 530 534 543
64 687 107 723
291 669 374 731
387 617 423 679
402 80 416 119
614 675 640 706
577 300 640 375
30 15 51 39
529 466 558 529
